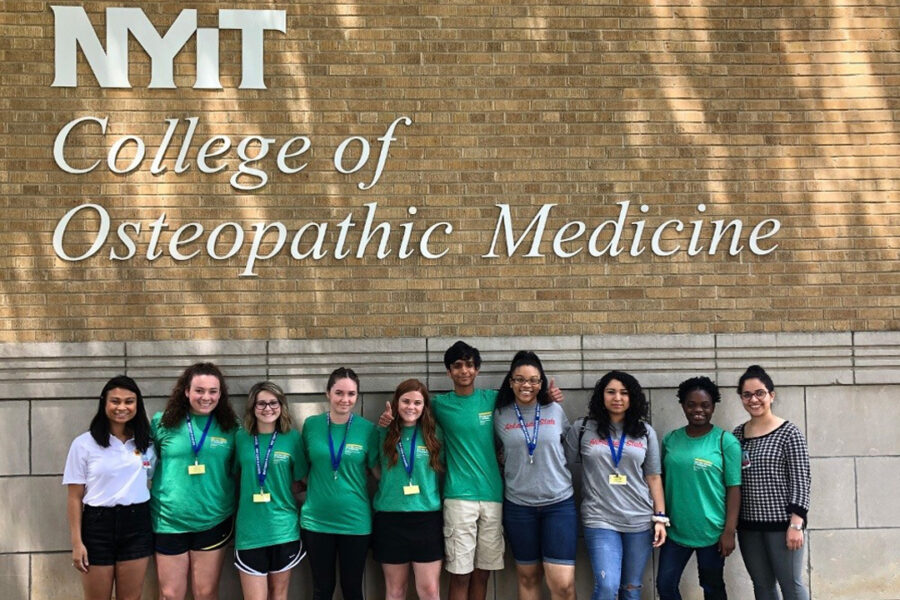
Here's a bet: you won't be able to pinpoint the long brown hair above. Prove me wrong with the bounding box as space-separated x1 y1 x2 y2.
244 381 293 434
160 362 238 430
383 379 442 472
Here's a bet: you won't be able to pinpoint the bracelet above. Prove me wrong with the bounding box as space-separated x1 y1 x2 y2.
651 513 670 526
789 523 803 531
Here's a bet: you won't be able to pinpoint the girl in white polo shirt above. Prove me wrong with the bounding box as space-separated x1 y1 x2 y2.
63 375 156 600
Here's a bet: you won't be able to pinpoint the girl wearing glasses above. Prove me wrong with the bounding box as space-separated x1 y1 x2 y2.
234 382 307 600
564 370 666 600
151 362 238 600
63 376 155 600
733 365 810 600
494 351 576 600
300 367 379 600
372 379 444 600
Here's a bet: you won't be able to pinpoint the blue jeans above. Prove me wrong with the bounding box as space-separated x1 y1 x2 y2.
502 496 577 565
656 539 726 600
583 526 653 600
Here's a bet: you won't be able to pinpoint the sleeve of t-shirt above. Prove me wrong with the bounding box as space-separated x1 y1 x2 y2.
292 431 308 480
563 418 582 464
62 435 87 485
366 424 380 470
558 407 571 445
642 425 662 476
722 431 742 487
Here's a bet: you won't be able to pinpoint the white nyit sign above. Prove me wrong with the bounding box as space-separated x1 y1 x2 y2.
51 6 286 89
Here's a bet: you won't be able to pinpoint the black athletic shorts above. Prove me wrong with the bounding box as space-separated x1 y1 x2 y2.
234 539 306 575
154 516 234 556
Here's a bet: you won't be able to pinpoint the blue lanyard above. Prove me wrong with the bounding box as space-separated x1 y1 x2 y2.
254 431 278 491
327 413 353 479
186 414 214 461
397 426 418 483
607 429 627 474
513 402 541 463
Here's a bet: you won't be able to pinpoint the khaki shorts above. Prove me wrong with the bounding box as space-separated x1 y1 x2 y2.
442 499 505 574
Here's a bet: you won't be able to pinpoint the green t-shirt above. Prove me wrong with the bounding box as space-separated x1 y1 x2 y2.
431 389 503 502
234 428 307 550
662 426 742 548
300 413 378 535
373 425 442 513
150 412 237 534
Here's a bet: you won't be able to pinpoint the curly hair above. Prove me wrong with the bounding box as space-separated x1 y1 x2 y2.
587 370 648 438
382 379 442 473
677 376 721 404
496 350 552 409
160 362 238 431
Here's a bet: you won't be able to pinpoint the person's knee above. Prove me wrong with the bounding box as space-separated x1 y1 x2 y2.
415 579 440 600
699 566 726 591
386 579 408 598
517 568 541 589
548 577 575 598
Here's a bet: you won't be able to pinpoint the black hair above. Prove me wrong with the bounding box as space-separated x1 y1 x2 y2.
737 365 775 395
496 351 552 408
160 362 238 431
327 367 360 392
677 376 721 404
587 370 648 438
90 375 151 453
443 340 482 370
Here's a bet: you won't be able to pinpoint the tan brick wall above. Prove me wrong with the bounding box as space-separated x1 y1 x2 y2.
1 0 898 342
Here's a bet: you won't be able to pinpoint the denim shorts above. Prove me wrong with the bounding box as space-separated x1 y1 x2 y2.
502 495 577 565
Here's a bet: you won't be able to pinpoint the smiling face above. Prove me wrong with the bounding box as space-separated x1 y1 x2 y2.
186 374 221 415
740 377 774 418
397 390 425 426
447 358 479 392
105 387 138 426
327 377 358 419
603 379 630 420
682 389 715 428
510 365 542 405
253 389 282 427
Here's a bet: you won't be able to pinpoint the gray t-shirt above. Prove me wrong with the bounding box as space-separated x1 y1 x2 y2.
494 402 573 506
564 418 661 532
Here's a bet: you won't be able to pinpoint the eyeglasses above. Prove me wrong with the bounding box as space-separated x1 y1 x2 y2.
740 389 769 401
511 377 542 386
255 400 281 410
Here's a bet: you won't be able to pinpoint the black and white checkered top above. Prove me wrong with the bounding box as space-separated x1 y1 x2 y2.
733 421 811 532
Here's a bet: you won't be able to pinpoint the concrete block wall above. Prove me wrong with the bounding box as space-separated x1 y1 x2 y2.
1 333 898 599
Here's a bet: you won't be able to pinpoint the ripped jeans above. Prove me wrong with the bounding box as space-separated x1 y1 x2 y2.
583 526 653 600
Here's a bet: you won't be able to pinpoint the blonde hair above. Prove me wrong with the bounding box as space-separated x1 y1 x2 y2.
244 381 293 434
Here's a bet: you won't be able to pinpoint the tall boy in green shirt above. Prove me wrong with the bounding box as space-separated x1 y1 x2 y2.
381 340 562 600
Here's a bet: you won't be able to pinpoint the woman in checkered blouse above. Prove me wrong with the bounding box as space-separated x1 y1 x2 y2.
732 365 810 600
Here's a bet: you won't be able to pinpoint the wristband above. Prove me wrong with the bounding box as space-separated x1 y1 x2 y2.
651 513 670 526
789 523 803 531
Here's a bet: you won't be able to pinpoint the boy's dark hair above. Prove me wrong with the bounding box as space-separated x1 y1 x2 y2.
677 376 721 404
443 340 482 370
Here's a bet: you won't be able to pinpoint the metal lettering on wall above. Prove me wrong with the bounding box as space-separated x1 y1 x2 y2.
49 5 782 276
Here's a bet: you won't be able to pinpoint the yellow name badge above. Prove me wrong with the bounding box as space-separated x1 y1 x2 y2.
188 463 206 475
609 473 627 486
403 485 420 496
253 492 272 503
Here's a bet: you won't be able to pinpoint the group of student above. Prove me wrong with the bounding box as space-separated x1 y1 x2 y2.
63 340 811 600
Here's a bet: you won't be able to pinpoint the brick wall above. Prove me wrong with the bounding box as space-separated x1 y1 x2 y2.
1 0 897 343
